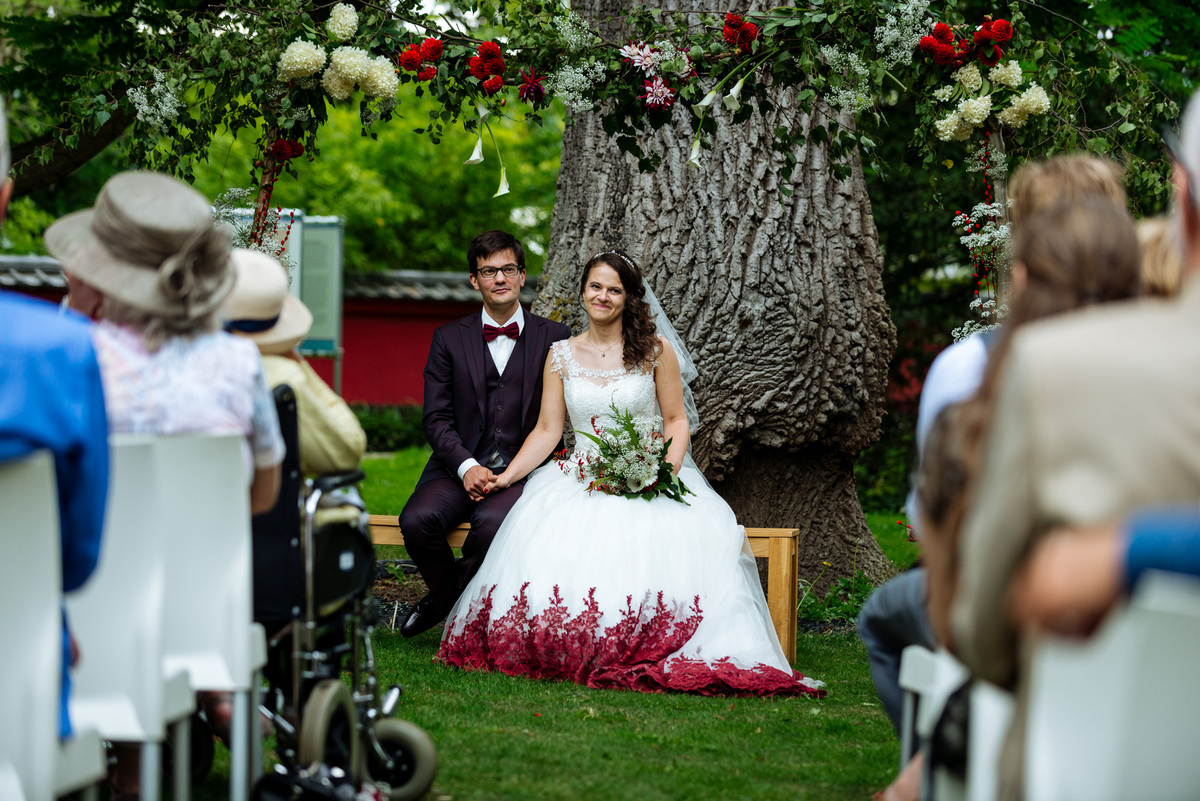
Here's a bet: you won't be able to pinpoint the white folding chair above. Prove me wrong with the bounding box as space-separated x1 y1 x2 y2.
1025 570 1200 801
67 435 195 801
0 451 62 801
155 433 267 801
899 645 969 801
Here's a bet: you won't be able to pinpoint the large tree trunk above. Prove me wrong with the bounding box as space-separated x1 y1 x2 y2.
533 3 897 589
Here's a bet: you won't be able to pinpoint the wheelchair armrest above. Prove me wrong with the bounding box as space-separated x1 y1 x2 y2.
312 469 365 494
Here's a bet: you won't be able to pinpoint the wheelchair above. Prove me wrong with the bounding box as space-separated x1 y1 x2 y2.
251 384 437 800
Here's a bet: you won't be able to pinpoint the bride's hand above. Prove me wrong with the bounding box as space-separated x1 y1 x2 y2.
487 471 514 493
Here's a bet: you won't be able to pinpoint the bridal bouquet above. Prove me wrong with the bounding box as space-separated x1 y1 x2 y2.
566 403 694 505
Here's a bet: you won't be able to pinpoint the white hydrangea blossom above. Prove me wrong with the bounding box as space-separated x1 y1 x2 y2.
361 56 398 98
321 67 355 101
545 60 606 112
953 63 983 93
277 39 327 81
933 85 955 102
127 69 185 134
934 111 972 141
820 45 872 113
554 10 595 53
329 46 371 83
1015 82 1051 114
957 94 992 126
874 0 931 69
988 61 1024 88
998 104 1029 128
325 3 358 42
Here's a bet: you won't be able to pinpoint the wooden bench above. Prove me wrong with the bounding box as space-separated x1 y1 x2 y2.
369 515 800 662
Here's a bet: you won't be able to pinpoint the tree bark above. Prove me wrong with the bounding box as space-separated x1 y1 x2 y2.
11 108 137 198
533 2 897 589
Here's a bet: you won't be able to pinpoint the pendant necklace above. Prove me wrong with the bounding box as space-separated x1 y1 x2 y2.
588 335 619 358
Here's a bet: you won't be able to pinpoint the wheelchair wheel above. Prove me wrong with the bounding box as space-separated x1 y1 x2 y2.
298 679 361 783
363 718 438 800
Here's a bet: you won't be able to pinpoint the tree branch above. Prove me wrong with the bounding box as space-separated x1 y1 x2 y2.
11 108 138 197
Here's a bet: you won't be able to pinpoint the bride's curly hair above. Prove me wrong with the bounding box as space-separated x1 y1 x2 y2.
580 251 661 370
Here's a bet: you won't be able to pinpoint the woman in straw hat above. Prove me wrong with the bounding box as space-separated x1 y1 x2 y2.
223 249 365 476
48 170 287 797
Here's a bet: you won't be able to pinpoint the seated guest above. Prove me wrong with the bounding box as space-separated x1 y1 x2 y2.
0 99 108 742
45 170 285 796
950 91 1200 801
222 249 366 475
860 154 1128 801
1136 216 1186 298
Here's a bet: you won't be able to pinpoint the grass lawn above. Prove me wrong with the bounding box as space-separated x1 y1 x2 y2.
189 449 909 800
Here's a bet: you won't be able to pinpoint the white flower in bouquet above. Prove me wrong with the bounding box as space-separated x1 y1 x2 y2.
277 39 327 81
1015 82 1051 115
934 111 972 141
555 10 596 53
620 42 658 76
952 63 982 93
722 77 745 112
933 84 955 102
329 46 372 83
321 67 355 101
998 104 1029 129
545 61 606 112
126 68 184 134
957 94 992 126
989 61 1024 88
652 41 692 80
326 3 358 42
362 56 398 98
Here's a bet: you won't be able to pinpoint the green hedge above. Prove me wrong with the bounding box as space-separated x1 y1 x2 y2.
353 405 426 453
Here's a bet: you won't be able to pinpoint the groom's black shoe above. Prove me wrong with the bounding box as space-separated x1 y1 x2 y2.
401 596 448 638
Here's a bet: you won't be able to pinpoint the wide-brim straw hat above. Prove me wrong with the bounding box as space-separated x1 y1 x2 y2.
44 170 234 319
222 248 313 354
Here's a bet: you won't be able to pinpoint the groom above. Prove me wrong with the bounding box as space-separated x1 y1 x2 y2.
398 230 570 637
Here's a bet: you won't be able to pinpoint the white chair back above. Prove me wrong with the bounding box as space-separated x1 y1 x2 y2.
0 451 62 801
67 435 189 741
1025 570 1200 801
156 433 262 691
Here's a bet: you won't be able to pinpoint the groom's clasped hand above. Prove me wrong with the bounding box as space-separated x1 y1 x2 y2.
462 463 495 501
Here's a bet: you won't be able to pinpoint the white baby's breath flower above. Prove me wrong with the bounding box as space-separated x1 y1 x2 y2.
321 67 355 101
555 10 596 53
933 85 955 102
325 3 358 42
329 46 372 83
874 0 931 69
361 56 398 98
952 63 982 93
126 68 184 134
957 94 992 126
277 39 326 81
988 61 1024 89
545 60 607 112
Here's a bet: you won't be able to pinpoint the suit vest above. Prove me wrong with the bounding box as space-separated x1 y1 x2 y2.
473 333 526 469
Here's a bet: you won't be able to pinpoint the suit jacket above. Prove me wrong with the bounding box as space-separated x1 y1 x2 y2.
417 309 570 486
951 280 1200 801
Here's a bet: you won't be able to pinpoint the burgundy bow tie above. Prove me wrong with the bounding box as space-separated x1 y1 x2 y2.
483 322 519 342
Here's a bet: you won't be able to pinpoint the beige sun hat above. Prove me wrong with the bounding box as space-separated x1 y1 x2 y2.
44 170 234 319
222 248 313 354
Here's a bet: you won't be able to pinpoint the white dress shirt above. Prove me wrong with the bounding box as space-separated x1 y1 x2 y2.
457 306 526 480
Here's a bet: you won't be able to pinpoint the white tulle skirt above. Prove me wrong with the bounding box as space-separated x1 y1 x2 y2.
437 461 824 696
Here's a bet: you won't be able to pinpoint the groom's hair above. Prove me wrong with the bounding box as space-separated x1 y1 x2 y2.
468 230 526 274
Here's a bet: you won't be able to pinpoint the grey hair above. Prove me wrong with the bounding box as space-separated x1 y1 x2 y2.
98 294 219 353
0 97 9 179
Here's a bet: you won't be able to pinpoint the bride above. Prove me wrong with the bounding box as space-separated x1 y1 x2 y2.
437 251 824 696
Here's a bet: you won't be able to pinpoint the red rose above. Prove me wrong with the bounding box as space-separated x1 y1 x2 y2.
989 19 1013 43
725 13 744 28
931 42 956 65
722 25 739 46
478 41 502 59
979 44 1003 66
468 56 489 80
399 47 422 72
484 54 506 76
482 75 503 96
973 24 993 45
932 22 954 44
518 68 546 105
420 38 443 62
418 66 436 81
737 22 758 52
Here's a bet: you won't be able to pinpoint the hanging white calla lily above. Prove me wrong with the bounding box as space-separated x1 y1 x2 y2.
493 166 510 197
686 138 702 169
722 78 745 112
464 135 484 164
692 88 718 117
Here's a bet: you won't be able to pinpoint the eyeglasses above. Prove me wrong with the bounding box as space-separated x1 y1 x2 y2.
1161 126 1200 210
476 265 522 279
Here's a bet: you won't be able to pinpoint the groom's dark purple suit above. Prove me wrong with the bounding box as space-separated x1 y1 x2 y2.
400 309 570 612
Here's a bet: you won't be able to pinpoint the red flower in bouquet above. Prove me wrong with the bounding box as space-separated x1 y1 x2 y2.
478 41 502 59
736 22 758 53
518 69 547 105
973 24 994 45
978 44 1004 66
420 38 443 61
484 55 506 75
932 22 955 44
989 19 1013 43
931 42 957 65
722 13 743 46
640 76 675 108
418 66 437 81
482 75 504 96
468 56 489 80
399 46 422 72
268 139 304 160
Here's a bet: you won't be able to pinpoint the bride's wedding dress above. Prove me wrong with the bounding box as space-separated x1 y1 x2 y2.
437 341 824 696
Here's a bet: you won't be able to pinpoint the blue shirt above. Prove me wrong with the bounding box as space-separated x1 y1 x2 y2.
0 291 109 737
1125 507 1200 590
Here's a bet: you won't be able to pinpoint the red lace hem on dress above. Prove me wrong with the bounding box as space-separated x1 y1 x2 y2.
436 583 824 697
